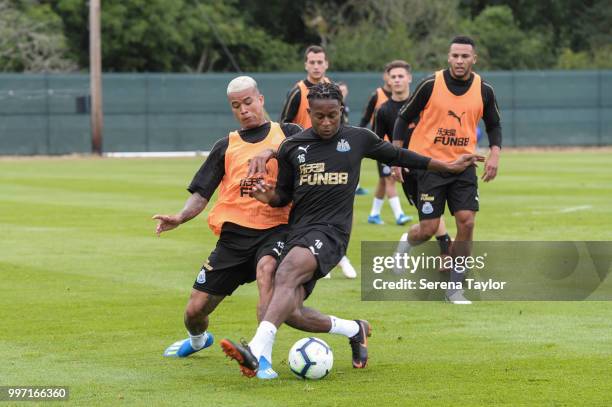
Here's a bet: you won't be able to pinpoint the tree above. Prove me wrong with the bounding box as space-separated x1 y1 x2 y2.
462 5 555 70
299 0 462 71
238 0 317 45
52 0 298 72
325 21 414 71
0 0 77 72
459 0 593 51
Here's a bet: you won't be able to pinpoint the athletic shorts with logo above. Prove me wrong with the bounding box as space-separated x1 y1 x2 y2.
281 225 348 299
193 223 288 296
413 165 479 220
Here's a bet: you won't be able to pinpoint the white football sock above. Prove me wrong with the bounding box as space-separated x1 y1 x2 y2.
338 256 351 269
329 316 359 338
189 332 206 350
248 321 277 362
338 256 357 278
397 232 411 250
451 265 465 284
370 198 384 216
394 233 411 274
389 196 404 218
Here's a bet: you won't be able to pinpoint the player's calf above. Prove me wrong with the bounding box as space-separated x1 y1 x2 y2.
256 256 276 322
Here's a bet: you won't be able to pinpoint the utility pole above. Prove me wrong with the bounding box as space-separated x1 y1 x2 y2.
90 0 103 155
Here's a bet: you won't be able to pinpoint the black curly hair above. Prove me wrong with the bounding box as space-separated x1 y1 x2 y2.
307 82 344 105
451 35 476 49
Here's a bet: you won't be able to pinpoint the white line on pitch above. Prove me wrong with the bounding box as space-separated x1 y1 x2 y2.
512 205 592 216
558 205 593 213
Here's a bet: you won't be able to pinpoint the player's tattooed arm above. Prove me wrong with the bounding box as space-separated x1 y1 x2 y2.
152 193 208 236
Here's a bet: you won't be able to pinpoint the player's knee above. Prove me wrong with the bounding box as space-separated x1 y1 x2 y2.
417 222 438 240
185 301 206 322
256 258 276 285
456 216 475 233
185 291 214 321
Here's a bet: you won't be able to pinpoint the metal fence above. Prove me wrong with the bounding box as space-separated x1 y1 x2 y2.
0 70 610 154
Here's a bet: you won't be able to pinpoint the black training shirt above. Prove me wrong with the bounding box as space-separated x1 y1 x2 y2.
359 88 392 128
375 97 411 144
271 125 431 237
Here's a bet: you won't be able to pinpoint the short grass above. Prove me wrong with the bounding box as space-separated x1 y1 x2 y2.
1 151 611 406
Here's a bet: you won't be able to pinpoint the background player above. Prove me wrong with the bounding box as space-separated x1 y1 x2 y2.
384 63 453 262
280 45 331 128
337 81 350 124
392 36 502 304
369 60 414 226
356 65 391 198
220 82 483 379
359 68 392 129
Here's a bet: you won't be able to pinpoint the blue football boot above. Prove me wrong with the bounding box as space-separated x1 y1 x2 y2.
163 332 214 357
355 186 369 196
367 214 384 225
256 356 278 380
395 213 413 225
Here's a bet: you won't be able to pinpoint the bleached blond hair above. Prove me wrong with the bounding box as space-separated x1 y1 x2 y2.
227 76 259 95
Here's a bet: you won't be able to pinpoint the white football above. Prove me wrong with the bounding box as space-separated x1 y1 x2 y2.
288 337 333 379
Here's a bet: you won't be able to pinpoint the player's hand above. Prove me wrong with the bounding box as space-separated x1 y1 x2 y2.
247 148 276 177
152 214 182 236
448 154 485 173
250 181 276 204
482 148 500 182
392 166 406 183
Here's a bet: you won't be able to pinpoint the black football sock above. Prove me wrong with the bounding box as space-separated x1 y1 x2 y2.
436 233 451 255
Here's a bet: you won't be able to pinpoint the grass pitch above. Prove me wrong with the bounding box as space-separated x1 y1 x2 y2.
1 151 611 406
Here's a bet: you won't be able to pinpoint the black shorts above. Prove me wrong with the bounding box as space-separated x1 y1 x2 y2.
282 225 348 299
193 224 288 296
414 166 479 220
377 161 393 178
400 169 419 206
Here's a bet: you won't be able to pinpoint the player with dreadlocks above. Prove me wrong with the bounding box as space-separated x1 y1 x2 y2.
220 82 482 379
